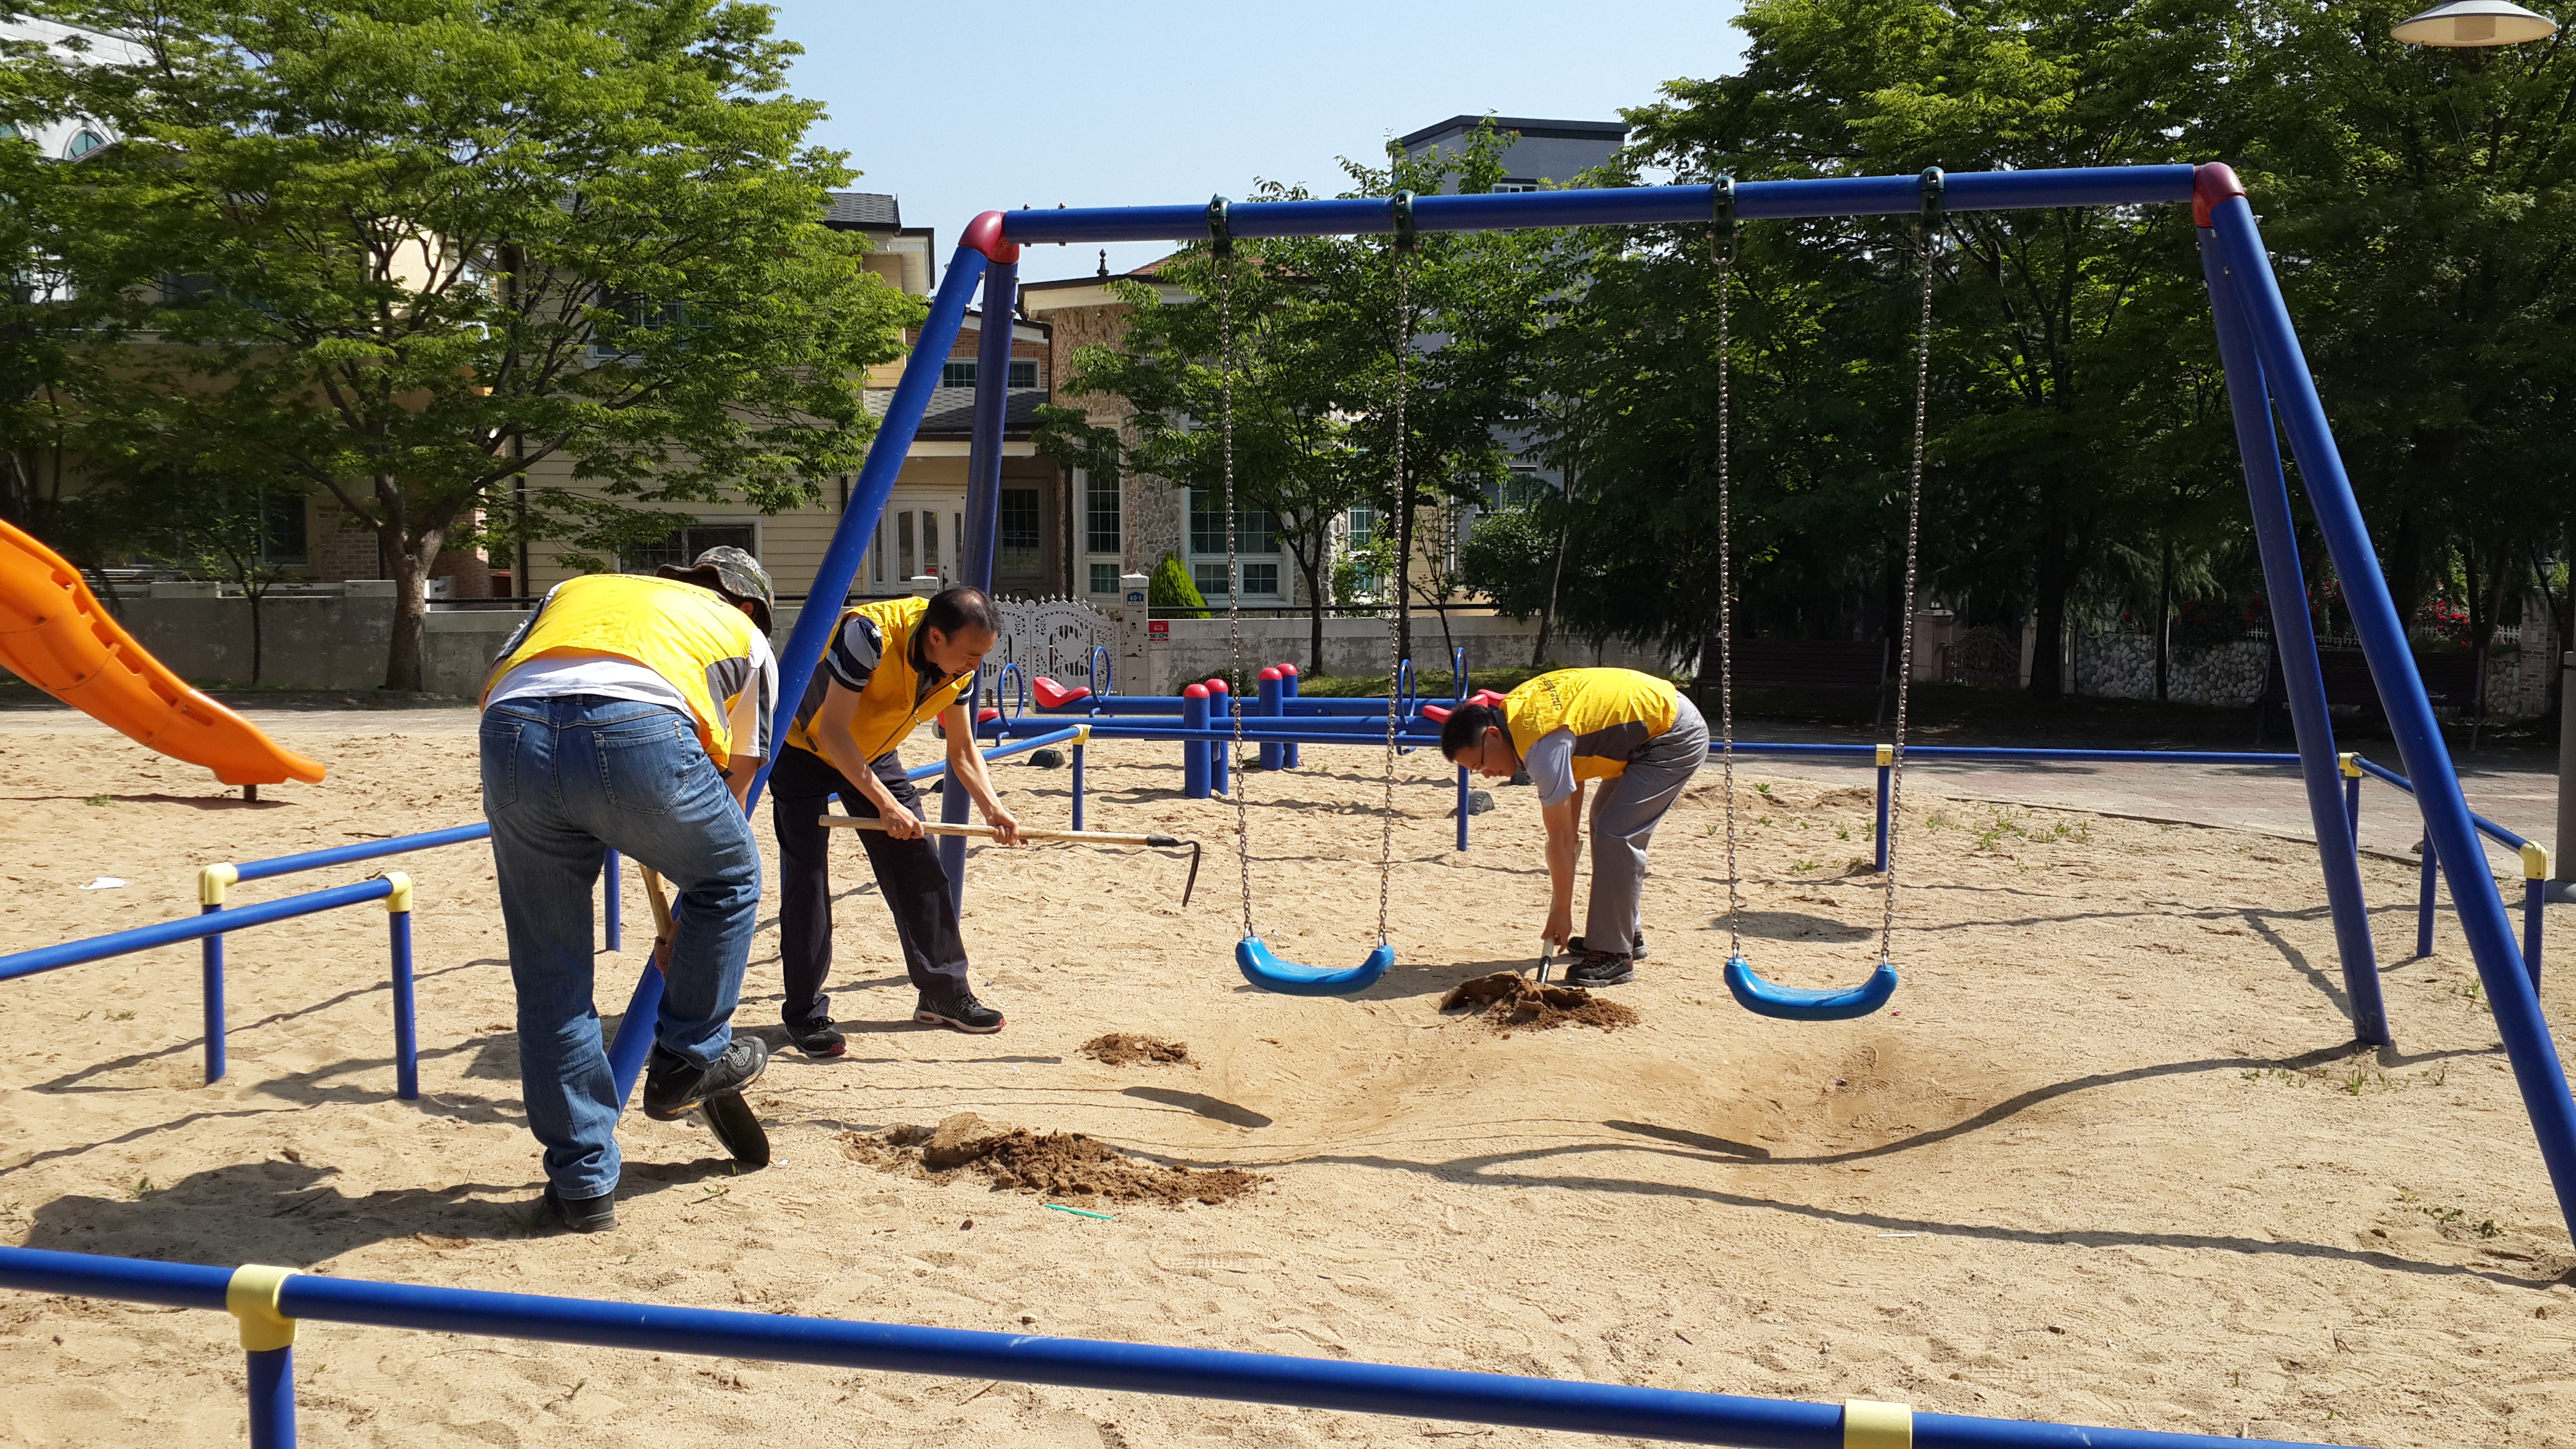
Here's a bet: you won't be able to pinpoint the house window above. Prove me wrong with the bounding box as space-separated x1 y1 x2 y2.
260 489 308 566
999 486 1040 564
66 130 105 159
939 359 1040 388
1344 504 1383 597
1089 562 1120 594
1486 469 1552 511
1083 469 1120 555
1186 489 1279 600
1494 179 1539 193
620 522 756 574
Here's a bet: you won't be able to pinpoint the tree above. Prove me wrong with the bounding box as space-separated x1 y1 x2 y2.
35 0 918 688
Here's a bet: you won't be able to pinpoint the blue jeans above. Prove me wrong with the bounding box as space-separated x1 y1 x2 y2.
481 695 762 1198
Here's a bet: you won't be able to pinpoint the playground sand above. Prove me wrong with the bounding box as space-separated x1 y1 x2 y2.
1 718 2573 1447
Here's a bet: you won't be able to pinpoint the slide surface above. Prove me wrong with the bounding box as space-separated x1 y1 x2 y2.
0 519 326 788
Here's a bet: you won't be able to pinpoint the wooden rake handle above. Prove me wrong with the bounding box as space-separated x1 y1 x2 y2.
637 865 675 944
817 816 1201 908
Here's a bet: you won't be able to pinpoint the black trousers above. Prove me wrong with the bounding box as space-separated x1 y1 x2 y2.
769 743 968 1024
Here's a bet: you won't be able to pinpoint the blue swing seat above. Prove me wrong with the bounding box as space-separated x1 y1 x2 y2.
1723 955 1898 1022
1237 937 1396 997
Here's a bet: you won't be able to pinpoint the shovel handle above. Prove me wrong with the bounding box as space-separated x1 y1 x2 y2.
819 816 1183 849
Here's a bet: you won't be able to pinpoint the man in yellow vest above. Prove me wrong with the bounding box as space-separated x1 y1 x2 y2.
1439 667 1707 987
769 585 1019 1048
481 547 780 1232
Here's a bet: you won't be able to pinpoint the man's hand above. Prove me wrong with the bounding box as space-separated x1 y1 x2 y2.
984 800 1023 846
1541 907 1574 951
878 800 925 840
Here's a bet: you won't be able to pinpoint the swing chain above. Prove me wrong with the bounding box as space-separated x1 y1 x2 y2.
1880 170 1940 964
1377 242 1409 947
1219 246 1254 940
1710 177 1742 961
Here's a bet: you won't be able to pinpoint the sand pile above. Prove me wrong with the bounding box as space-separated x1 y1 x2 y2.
1438 971 1641 1035
1080 1033 1191 1066
841 1113 1262 1207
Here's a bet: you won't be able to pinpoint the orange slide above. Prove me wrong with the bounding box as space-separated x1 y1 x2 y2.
0 518 326 788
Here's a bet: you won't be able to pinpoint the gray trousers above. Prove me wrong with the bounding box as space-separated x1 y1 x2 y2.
1583 696 1707 950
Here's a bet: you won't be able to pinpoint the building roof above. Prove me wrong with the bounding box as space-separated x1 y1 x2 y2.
912 386 1052 440
823 192 902 229
1398 115 1628 147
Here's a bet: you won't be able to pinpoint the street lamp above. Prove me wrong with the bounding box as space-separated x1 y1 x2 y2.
2392 0 2559 46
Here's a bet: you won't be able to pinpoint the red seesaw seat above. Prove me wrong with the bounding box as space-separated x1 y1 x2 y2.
1033 677 1093 710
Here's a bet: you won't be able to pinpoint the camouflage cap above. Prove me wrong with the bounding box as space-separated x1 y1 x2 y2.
657 545 776 635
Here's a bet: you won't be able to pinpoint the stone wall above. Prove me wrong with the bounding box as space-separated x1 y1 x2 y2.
2072 634 2270 707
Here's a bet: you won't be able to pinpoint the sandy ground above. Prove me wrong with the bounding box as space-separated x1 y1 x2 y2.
2 713 2574 1448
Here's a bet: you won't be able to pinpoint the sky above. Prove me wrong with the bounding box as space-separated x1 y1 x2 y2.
761 0 1749 284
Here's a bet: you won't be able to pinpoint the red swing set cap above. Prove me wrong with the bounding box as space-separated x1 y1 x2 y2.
2192 163 2247 229
961 212 1023 265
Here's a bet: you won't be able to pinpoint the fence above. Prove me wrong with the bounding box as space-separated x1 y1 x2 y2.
0 1243 2363 1449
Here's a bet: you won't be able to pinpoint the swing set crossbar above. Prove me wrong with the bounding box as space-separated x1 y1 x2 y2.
998 166 2197 245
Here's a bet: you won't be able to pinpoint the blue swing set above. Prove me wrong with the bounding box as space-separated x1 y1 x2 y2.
700 165 2576 1249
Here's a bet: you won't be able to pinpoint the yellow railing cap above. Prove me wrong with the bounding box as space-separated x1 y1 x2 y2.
2521 842 2549 880
198 863 240 907
226 1264 298 1351
1843 1398 1913 1449
383 871 414 913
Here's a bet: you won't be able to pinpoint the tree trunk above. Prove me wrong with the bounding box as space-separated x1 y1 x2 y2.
1300 552 1326 675
248 588 265 685
2155 534 2174 704
2029 520 2072 703
383 529 443 693
1533 511 1568 669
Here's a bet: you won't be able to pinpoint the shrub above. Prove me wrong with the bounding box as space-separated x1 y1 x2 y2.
1148 552 1208 618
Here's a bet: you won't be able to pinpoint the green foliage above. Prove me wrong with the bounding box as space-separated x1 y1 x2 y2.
1040 121 1560 668
24 0 919 686
1148 552 1207 618
1460 505 1558 621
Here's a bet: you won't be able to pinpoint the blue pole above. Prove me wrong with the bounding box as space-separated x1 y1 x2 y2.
1181 685 1211 799
1070 737 1087 832
388 891 417 1103
1456 766 1470 852
602 848 621 954
997 166 2202 246
2525 877 2545 991
1875 748 1893 874
2418 841 2439 959
2342 764 2361 851
0 879 396 982
233 823 492 883
246 1346 296 1449
1281 665 1300 768
1453 645 1468 700
2197 215 2388 1047
2207 173 2576 1237
605 234 999 1105
1257 668 1284 771
1208 680 1232 795
200 904 226 1085
941 253 1022 914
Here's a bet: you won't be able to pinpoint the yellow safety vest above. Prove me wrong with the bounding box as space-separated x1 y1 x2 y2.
1503 668 1681 783
784 595 975 763
482 574 763 759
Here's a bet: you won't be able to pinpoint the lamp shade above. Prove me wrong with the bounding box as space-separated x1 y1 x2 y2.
2392 0 2559 45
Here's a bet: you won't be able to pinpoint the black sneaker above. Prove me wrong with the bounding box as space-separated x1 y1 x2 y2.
914 992 1005 1035
787 1017 846 1059
543 1183 616 1234
642 1036 769 1122
1568 934 1649 961
1564 950 1636 988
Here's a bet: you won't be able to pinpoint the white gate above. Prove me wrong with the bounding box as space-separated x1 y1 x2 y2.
979 595 1113 701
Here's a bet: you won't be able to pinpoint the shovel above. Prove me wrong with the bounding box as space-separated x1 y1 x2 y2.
819 816 1203 909
636 865 771 1168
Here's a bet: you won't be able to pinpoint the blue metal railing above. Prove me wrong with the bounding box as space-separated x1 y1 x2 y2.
2350 756 2547 984
0 1244 2359 1449
0 876 420 1096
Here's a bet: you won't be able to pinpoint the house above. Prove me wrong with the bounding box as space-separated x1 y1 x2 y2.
509 192 1073 603
1022 117 1627 615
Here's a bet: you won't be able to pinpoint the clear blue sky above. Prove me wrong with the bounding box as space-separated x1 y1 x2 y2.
761 0 1748 284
